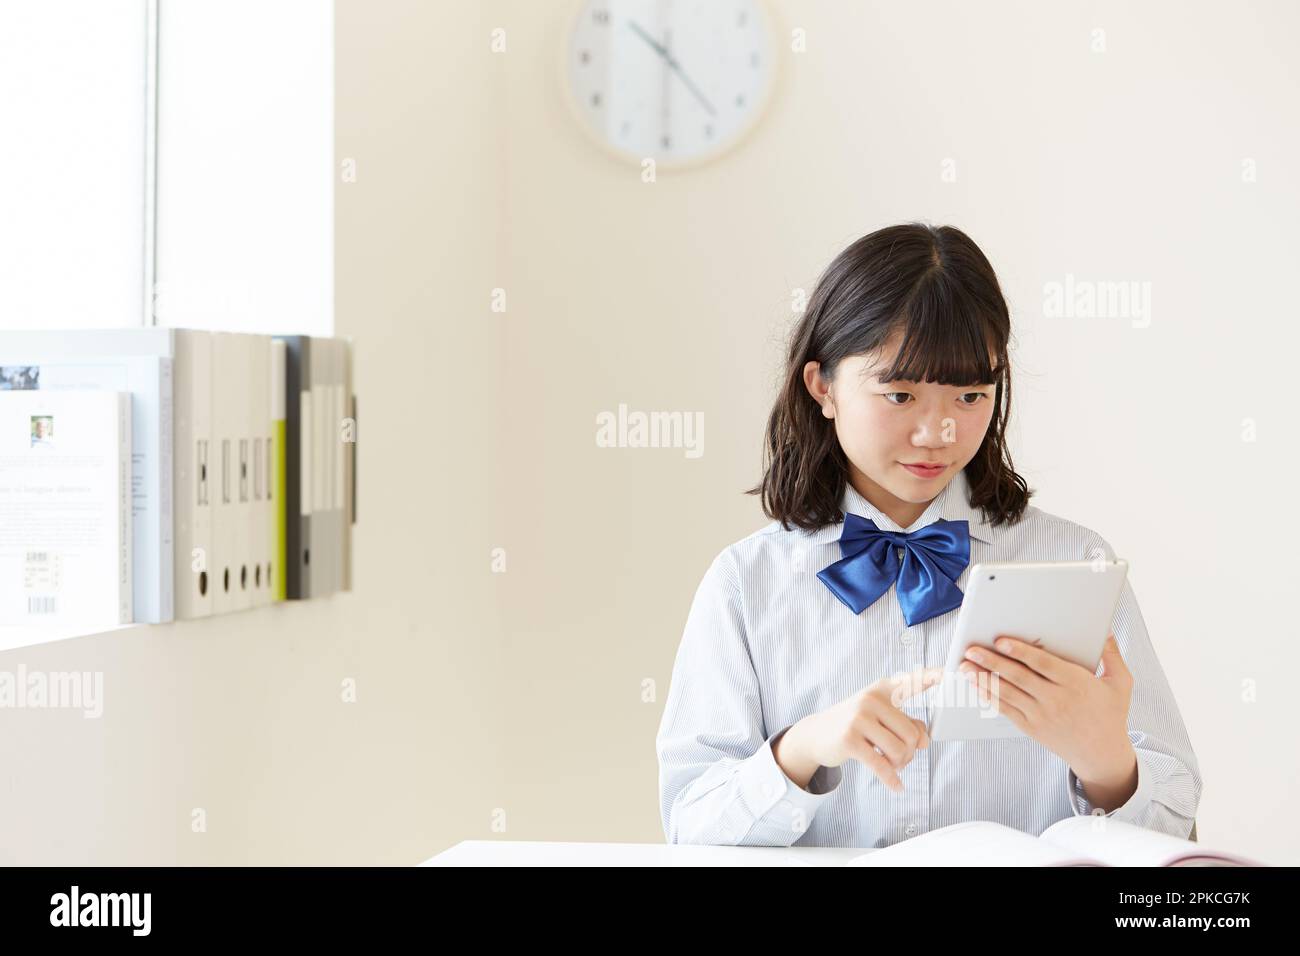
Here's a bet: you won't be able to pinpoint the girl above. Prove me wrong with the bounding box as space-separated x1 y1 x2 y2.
656 223 1201 848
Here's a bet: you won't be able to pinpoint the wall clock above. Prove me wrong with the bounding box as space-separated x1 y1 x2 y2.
563 0 779 169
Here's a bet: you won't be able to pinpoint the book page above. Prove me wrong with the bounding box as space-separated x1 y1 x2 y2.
1040 815 1261 866
847 821 1099 867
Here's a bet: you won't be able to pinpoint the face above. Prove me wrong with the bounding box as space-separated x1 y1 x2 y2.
803 332 998 527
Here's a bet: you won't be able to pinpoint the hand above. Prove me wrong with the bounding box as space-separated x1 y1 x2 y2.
776 667 942 794
958 634 1137 789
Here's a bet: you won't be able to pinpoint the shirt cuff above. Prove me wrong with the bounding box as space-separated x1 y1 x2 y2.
737 725 843 823
1066 749 1153 823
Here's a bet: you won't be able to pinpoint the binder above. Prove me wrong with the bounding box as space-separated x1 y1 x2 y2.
280 335 312 599
309 336 335 598
248 335 272 608
270 339 287 602
210 333 246 613
232 332 254 612
173 330 213 619
330 337 346 594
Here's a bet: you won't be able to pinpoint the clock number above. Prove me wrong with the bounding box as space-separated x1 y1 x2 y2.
593 9 609 26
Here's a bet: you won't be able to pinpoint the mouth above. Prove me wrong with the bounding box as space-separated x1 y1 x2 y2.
900 462 948 478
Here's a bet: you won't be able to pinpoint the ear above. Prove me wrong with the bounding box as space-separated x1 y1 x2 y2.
803 361 834 419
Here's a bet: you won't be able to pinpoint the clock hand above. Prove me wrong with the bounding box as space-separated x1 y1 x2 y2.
627 20 669 58
627 19 718 118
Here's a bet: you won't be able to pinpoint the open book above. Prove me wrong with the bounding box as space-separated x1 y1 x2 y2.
846 817 1263 867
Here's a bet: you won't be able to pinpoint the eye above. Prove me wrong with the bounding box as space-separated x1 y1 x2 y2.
882 392 912 406
957 392 988 406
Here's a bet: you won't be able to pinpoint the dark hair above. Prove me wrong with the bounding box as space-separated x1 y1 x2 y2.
748 222 1033 531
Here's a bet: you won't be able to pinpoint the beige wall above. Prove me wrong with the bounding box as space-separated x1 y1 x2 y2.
2 0 1296 865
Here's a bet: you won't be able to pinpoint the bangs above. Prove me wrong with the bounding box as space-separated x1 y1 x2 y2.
864 276 1005 387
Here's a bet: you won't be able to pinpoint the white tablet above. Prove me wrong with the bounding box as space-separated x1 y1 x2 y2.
927 559 1129 741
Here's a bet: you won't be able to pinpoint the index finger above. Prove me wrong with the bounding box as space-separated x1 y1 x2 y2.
886 666 945 707
992 636 1092 684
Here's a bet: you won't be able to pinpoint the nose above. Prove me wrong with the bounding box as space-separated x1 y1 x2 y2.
909 406 954 448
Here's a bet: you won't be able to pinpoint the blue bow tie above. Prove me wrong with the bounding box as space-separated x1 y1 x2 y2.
817 514 971 627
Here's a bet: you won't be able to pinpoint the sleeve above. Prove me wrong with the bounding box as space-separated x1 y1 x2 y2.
1063 535 1203 839
656 548 843 845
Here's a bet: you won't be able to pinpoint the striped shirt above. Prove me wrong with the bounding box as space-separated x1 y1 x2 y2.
656 467 1202 847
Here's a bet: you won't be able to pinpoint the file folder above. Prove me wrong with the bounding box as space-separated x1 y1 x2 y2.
280 335 312 599
249 334 272 608
174 330 213 619
270 339 287 602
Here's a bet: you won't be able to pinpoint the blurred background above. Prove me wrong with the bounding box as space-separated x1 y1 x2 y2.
1 0 1296 865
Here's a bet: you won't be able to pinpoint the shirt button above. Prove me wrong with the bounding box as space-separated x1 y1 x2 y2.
904 823 918 837
900 630 913 646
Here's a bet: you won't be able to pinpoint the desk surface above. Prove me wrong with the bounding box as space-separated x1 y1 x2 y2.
422 841 874 867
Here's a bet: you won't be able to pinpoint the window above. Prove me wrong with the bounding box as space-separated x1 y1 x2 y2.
154 0 333 334
0 0 150 329
0 0 334 336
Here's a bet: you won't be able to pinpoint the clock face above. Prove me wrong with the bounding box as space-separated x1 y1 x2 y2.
566 0 777 167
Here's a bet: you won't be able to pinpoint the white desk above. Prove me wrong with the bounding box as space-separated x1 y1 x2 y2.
422 841 874 866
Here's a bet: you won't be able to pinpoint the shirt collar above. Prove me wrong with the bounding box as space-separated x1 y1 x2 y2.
803 467 996 545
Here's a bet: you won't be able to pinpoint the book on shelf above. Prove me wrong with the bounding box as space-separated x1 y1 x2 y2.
0 389 132 635
0 336 172 622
